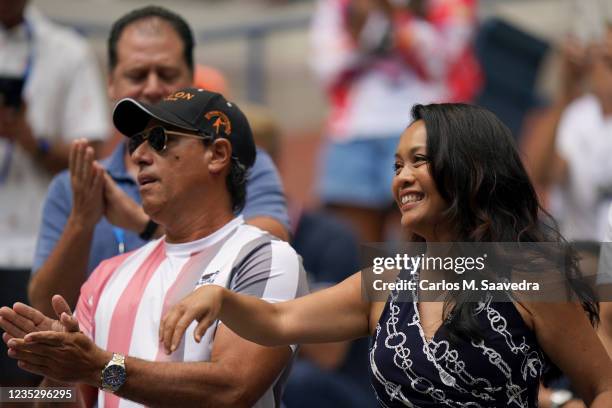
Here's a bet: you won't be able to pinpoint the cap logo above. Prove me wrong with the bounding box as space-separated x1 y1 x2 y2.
164 91 195 101
205 111 232 136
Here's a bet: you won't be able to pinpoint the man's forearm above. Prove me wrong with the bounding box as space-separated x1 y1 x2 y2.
12 330 287 408
15 129 69 174
29 216 95 316
111 357 253 408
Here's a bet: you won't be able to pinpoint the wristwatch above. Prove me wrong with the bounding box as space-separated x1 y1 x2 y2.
100 353 127 393
550 389 573 408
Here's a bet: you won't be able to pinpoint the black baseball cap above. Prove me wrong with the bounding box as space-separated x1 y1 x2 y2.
112 88 257 168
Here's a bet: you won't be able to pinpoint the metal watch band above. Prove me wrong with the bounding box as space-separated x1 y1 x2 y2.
101 352 126 393
111 353 125 366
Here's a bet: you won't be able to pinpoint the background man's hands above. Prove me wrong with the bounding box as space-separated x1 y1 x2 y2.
103 172 149 233
69 139 105 231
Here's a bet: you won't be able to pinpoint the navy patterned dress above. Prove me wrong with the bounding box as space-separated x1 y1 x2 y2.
369 274 548 407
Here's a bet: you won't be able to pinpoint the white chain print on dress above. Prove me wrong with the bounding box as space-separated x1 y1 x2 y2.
370 276 546 407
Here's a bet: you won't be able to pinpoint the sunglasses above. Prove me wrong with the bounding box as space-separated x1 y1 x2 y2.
128 126 212 155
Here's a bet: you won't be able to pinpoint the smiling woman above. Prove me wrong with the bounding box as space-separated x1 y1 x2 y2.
392 120 451 241
157 103 612 407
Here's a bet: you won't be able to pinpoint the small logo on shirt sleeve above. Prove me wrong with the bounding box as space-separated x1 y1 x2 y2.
197 270 220 286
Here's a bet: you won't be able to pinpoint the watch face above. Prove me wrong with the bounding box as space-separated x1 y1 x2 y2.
103 365 126 389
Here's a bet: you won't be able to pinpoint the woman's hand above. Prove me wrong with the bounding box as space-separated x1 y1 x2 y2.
159 285 225 354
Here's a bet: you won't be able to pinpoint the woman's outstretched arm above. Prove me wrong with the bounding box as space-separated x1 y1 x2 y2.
526 301 612 407
159 272 371 354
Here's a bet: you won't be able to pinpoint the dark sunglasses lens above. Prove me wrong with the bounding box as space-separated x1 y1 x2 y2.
128 133 144 155
148 127 167 152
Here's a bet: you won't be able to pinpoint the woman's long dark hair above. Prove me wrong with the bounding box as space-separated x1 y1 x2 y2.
410 103 599 347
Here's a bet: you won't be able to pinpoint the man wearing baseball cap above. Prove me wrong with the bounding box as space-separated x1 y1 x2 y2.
29 6 290 325
1 88 308 408
113 88 257 169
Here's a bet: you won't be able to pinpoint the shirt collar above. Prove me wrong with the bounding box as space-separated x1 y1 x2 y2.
164 216 245 257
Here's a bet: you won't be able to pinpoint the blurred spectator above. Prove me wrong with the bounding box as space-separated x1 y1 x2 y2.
28 6 289 321
0 0 108 385
245 103 377 408
194 63 229 95
524 27 612 241
524 21 612 406
100 63 229 158
310 0 481 243
474 17 550 140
